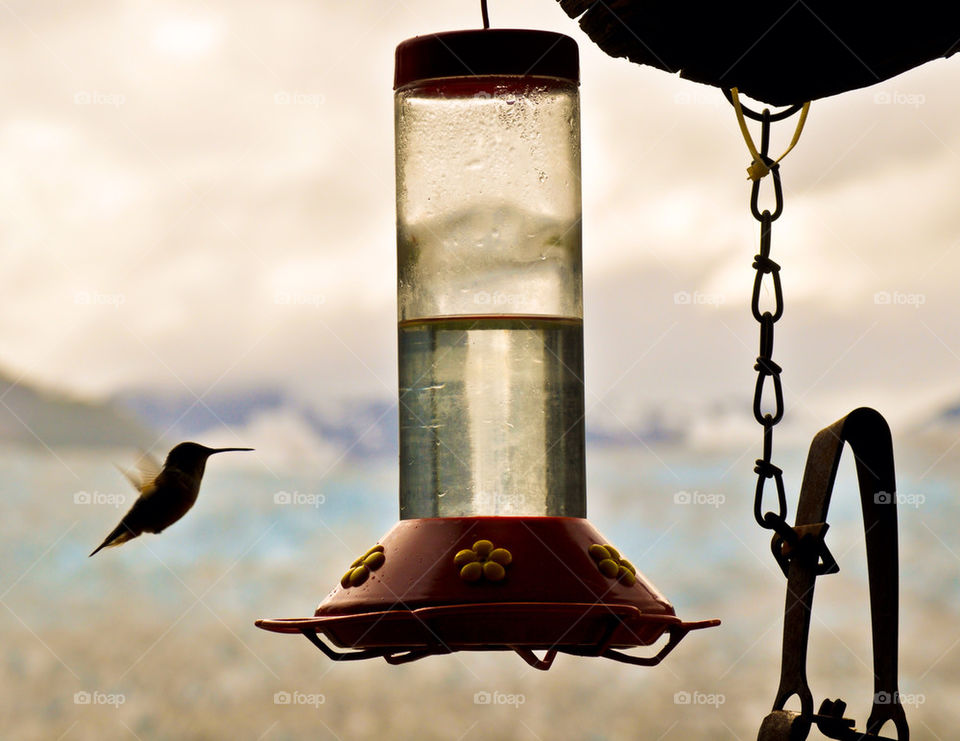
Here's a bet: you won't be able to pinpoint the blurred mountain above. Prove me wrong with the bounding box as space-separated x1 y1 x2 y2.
0 370 829 456
586 406 686 446
0 368 153 448
911 398 960 440
111 386 695 458
111 387 399 459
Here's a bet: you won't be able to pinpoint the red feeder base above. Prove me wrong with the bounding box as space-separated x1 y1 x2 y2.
256 517 718 669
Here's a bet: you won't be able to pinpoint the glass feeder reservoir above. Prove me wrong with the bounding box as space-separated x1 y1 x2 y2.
396 30 584 519
257 29 717 669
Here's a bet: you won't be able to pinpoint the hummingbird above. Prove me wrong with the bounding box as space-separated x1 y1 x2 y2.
89 443 253 557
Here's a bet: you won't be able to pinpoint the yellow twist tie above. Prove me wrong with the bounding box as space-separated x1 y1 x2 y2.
730 88 810 181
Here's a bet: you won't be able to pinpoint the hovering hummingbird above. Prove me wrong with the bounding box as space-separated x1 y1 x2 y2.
89 443 253 557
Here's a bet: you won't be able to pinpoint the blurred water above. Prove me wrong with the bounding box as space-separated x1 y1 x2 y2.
1 439 958 739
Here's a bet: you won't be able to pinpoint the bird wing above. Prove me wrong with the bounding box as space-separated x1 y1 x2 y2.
135 451 162 493
115 450 162 495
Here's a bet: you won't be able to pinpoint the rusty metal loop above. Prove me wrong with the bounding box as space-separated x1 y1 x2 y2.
753 458 788 529
722 88 804 122
752 259 784 323
754 370 784 427
751 162 784 220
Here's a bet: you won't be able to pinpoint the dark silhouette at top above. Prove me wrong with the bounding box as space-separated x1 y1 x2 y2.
556 0 960 105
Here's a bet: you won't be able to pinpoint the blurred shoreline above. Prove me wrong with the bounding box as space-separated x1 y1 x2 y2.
1 438 957 739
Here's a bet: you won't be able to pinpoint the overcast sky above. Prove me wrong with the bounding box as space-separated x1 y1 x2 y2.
2 0 959 433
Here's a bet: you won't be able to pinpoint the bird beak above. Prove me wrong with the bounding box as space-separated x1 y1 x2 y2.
206 447 255 454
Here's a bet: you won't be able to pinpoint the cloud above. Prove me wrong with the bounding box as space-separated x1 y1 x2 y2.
1 0 958 427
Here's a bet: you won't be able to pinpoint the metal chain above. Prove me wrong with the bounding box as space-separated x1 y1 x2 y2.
747 109 798 556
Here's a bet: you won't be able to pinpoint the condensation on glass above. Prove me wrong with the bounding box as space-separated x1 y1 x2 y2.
394 30 585 519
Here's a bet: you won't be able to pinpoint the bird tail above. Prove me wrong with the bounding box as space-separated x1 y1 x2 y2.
89 523 139 557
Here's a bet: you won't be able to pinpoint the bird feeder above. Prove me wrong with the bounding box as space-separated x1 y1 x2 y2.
256 28 718 669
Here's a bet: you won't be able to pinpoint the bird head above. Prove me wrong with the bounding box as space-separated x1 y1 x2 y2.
165 442 254 477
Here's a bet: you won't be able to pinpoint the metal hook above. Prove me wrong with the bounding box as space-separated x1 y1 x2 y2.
758 408 910 741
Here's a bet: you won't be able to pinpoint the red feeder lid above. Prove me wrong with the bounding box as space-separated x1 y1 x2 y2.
395 29 580 89
257 516 718 669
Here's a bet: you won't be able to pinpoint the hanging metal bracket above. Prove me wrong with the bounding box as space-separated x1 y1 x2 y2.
757 407 910 741
771 521 838 578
